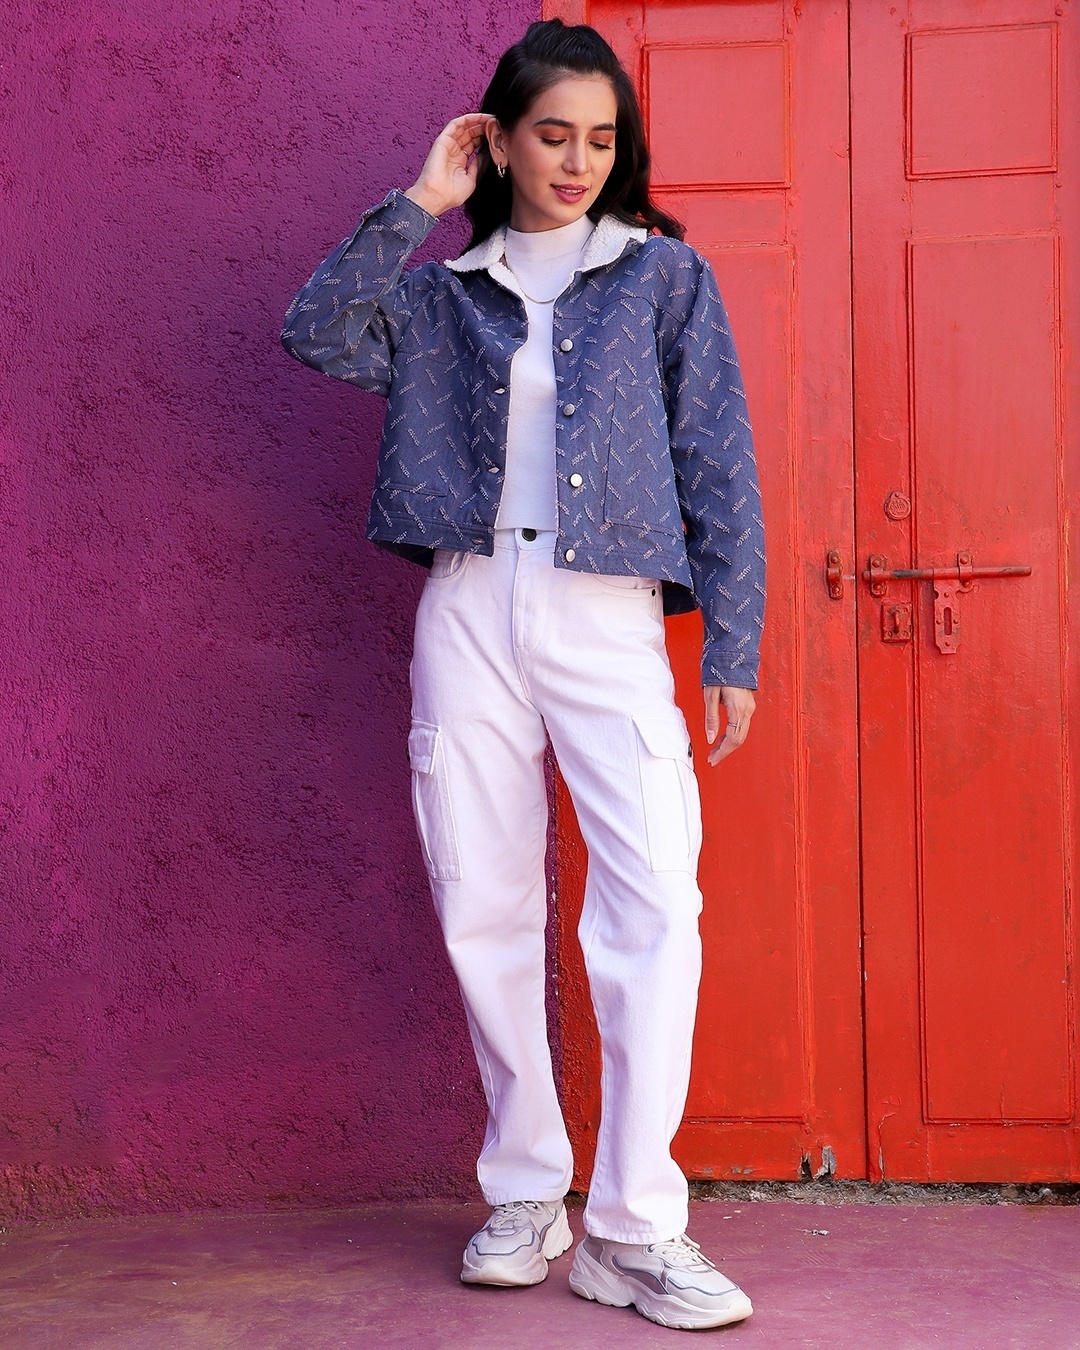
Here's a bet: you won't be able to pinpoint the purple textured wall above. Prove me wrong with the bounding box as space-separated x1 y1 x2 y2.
0 0 538 1221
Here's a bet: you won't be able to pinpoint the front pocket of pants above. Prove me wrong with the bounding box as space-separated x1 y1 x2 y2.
407 722 462 881
591 572 657 593
429 548 468 580
632 711 702 874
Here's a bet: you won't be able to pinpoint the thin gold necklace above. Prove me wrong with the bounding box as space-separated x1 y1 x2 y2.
499 253 564 305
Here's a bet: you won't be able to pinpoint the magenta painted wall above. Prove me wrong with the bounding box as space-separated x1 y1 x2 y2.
0 0 539 1220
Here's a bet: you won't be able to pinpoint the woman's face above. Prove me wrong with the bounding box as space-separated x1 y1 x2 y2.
488 74 619 232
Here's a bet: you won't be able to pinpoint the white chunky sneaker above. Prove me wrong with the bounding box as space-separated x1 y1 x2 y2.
460 1199 574 1287
569 1231 754 1330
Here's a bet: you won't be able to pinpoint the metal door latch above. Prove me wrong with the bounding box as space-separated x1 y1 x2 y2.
932 580 960 653
881 603 912 643
863 550 1031 654
825 549 844 599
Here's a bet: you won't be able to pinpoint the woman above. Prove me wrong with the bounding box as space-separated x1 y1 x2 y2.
282 18 764 1333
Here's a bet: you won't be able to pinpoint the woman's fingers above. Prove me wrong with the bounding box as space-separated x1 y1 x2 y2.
448 112 496 128
705 686 756 765
442 113 495 155
709 717 749 764
413 114 497 210
704 685 723 745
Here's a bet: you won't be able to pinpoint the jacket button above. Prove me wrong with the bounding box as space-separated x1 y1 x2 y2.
565 547 576 562
559 338 574 352
494 387 507 395
488 465 500 474
569 473 583 488
562 402 576 416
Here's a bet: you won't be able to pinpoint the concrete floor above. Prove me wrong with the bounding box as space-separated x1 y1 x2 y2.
2 1197 1078 1349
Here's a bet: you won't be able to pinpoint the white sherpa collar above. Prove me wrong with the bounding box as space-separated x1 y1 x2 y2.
443 213 649 292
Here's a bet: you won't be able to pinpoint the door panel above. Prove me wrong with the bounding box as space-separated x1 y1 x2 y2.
646 41 790 188
553 0 865 1183
913 236 1070 1124
853 0 1080 1178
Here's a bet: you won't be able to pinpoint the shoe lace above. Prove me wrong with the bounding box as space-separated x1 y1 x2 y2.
646 1233 716 1270
487 1200 544 1233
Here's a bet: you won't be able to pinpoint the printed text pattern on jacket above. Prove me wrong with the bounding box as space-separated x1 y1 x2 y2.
281 188 766 689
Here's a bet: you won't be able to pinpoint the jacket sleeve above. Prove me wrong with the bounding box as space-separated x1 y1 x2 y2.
280 187 440 397
660 249 767 690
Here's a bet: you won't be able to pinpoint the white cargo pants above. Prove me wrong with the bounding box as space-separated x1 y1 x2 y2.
408 527 704 1243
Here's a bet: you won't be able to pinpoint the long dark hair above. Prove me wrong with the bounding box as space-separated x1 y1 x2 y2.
464 18 684 248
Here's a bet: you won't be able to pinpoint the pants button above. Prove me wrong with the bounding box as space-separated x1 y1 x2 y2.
521 528 537 541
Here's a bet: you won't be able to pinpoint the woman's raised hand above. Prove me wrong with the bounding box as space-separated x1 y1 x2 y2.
404 113 497 219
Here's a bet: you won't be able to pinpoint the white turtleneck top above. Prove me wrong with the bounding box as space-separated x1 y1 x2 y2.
496 212 596 531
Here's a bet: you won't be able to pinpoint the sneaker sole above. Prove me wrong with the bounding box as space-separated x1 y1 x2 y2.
460 1205 574 1287
568 1240 754 1329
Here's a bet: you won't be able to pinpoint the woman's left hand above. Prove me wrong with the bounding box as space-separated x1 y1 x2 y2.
704 685 756 765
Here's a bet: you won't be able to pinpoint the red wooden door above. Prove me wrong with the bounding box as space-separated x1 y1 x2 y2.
552 0 866 1183
551 0 1080 1183
854 0 1080 1181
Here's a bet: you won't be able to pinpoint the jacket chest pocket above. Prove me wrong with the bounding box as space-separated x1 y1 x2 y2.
603 374 678 533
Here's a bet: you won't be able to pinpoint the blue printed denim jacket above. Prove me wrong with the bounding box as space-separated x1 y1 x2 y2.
281 187 766 688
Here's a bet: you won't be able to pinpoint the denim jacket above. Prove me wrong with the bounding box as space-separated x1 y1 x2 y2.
281 188 765 688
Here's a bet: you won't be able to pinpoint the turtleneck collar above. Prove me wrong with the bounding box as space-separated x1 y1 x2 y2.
504 212 596 264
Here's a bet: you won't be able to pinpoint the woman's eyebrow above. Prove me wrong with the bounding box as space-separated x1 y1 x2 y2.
532 116 617 132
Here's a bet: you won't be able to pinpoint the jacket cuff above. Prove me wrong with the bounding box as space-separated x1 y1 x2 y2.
702 647 759 690
351 186 440 248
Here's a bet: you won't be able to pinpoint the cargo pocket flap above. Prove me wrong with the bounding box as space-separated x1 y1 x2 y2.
408 722 440 774
632 713 692 762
